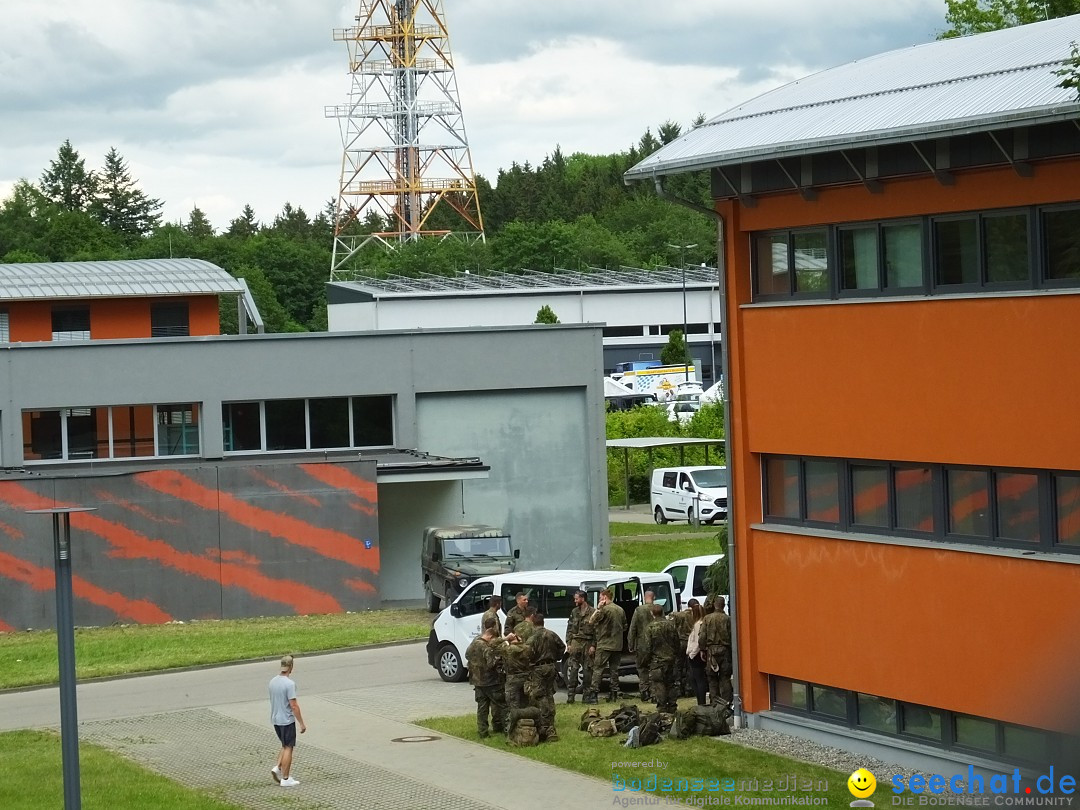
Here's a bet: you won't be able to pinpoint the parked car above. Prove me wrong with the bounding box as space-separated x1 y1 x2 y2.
650 466 728 525
426 569 677 683
662 554 722 607
667 400 701 423
421 524 518 613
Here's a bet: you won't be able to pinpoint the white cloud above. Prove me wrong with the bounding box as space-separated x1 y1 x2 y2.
0 0 949 230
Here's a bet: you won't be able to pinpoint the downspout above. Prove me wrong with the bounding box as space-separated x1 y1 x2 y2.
653 175 743 730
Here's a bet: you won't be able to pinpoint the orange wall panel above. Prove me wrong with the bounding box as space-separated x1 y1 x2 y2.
747 528 1080 733
189 296 222 336
7 301 54 342
4 296 222 342
739 294 1080 469
92 299 151 339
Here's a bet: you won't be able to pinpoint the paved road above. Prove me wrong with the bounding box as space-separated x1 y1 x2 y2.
1 643 681 809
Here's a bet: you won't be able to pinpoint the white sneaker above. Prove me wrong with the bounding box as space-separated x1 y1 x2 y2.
280 777 300 787
271 766 281 783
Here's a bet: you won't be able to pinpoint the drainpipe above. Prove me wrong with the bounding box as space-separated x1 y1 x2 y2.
653 176 743 730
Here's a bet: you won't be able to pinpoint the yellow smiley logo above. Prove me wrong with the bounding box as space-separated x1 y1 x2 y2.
848 768 877 799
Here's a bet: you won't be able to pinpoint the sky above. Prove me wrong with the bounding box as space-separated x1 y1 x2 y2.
0 0 949 230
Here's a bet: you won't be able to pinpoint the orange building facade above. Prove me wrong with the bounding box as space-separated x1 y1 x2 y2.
628 18 1080 771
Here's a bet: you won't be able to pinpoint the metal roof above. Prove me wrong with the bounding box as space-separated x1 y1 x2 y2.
0 258 243 301
331 264 719 297
626 15 1080 180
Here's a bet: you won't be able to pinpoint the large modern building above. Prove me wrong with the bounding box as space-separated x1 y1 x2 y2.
627 16 1080 774
327 267 725 384
0 260 607 630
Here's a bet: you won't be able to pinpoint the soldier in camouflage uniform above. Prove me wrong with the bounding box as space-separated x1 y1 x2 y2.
627 590 655 702
640 603 680 713
481 595 504 638
673 599 697 697
563 589 594 704
500 628 533 730
701 596 733 707
586 587 626 703
502 592 529 637
524 613 566 742
465 624 507 737
510 606 537 643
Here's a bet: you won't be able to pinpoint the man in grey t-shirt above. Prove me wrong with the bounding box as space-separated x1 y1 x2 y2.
269 654 306 787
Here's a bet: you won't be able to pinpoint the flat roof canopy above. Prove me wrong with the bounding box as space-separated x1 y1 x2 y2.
607 437 724 510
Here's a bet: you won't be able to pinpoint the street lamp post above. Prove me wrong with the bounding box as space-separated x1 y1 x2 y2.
28 506 96 810
667 243 697 382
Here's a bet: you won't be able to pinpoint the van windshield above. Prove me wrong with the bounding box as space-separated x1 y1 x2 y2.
443 536 512 558
691 468 728 488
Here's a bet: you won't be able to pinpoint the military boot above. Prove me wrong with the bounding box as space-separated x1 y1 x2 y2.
566 693 576 704
582 692 598 705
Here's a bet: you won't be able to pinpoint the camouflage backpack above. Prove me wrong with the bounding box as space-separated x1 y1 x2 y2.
608 704 642 734
587 718 618 737
672 705 731 739
671 707 698 740
508 718 539 747
636 712 673 747
579 707 602 731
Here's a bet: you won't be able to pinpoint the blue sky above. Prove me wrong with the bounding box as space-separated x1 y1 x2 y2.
0 0 948 229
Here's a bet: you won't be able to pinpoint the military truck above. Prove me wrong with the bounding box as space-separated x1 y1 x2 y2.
421 524 518 613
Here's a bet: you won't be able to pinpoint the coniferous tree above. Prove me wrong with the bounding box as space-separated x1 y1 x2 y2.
91 147 162 238
184 206 215 238
39 140 97 212
226 204 259 238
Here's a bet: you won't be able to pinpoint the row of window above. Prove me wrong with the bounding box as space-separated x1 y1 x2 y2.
763 455 1080 553
18 396 394 462
771 676 1075 766
0 303 190 343
753 203 1080 301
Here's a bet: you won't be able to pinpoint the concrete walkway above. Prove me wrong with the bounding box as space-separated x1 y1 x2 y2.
1 643 682 809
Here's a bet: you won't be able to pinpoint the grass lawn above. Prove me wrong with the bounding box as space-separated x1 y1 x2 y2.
610 536 722 573
609 521 717 537
419 699 851 806
0 730 243 810
0 608 430 690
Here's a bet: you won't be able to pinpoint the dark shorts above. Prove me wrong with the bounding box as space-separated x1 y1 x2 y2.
274 722 297 748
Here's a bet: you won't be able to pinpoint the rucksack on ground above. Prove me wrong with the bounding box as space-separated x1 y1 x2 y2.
579 707 602 731
588 718 618 737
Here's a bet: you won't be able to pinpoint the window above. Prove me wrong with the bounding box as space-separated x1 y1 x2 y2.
810 684 847 719
765 457 801 519
352 396 393 446
1055 474 1080 546
52 307 90 341
223 396 395 454
955 715 997 752
762 455 1078 553
0 310 8 342
666 565 688 593
883 222 924 289
543 586 575 619
309 398 350 449
1043 208 1080 281
22 403 199 461
901 703 943 741
265 399 306 450
772 677 808 710
223 402 262 451
150 302 190 337
935 217 979 286
857 693 896 734
457 581 493 617
839 227 878 291
754 229 829 298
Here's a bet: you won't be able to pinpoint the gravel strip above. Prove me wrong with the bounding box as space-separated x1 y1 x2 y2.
718 726 924 779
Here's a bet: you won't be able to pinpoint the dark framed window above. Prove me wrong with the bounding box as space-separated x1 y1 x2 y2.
223 402 262 451
762 455 1078 553
771 677 808 710
810 684 848 720
265 399 307 450
0 310 8 342
753 229 829 298
901 702 944 741
309 397 350 449
150 302 190 337
856 693 896 734
749 203 1080 303
52 307 90 341
352 395 393 446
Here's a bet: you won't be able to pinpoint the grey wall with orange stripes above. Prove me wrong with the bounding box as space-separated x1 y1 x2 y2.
0 459 378 631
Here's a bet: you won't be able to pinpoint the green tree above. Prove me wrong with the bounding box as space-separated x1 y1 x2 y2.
225 204 259 239
39 140 97 212
184 206 215 238
661 329 690 366
534 304 559 324
1055 40 1080 99
939 0 1080 37
90 147 162 239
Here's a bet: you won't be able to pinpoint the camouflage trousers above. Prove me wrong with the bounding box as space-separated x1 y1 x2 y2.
473 682 507 736
589 648 620 698
565 641 592 697
505 672 529 730
635 650 651 700
706 645 733 707
525 663 558 740
648 658 678 713
676 642 692 697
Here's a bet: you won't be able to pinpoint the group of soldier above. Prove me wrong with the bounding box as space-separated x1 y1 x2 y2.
463 587 734 743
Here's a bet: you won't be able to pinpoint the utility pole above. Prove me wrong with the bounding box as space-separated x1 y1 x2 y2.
668 243 697 382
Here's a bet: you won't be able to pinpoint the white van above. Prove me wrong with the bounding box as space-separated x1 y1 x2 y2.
650 466 728 525
662 554 722 607
426 569 678 683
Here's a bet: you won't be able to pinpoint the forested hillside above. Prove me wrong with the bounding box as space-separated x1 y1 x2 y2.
0 121 715 333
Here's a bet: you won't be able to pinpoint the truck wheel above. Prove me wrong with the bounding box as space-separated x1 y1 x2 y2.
424 581 440 613
437 643 467 682
654 506 668 525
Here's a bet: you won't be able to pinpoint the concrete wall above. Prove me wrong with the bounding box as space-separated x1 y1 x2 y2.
0 325 608 624
0 458 378 631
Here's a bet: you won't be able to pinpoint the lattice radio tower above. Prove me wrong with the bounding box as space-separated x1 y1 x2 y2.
326 1 484 278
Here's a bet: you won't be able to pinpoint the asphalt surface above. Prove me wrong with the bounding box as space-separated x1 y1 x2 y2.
1 642 683 809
